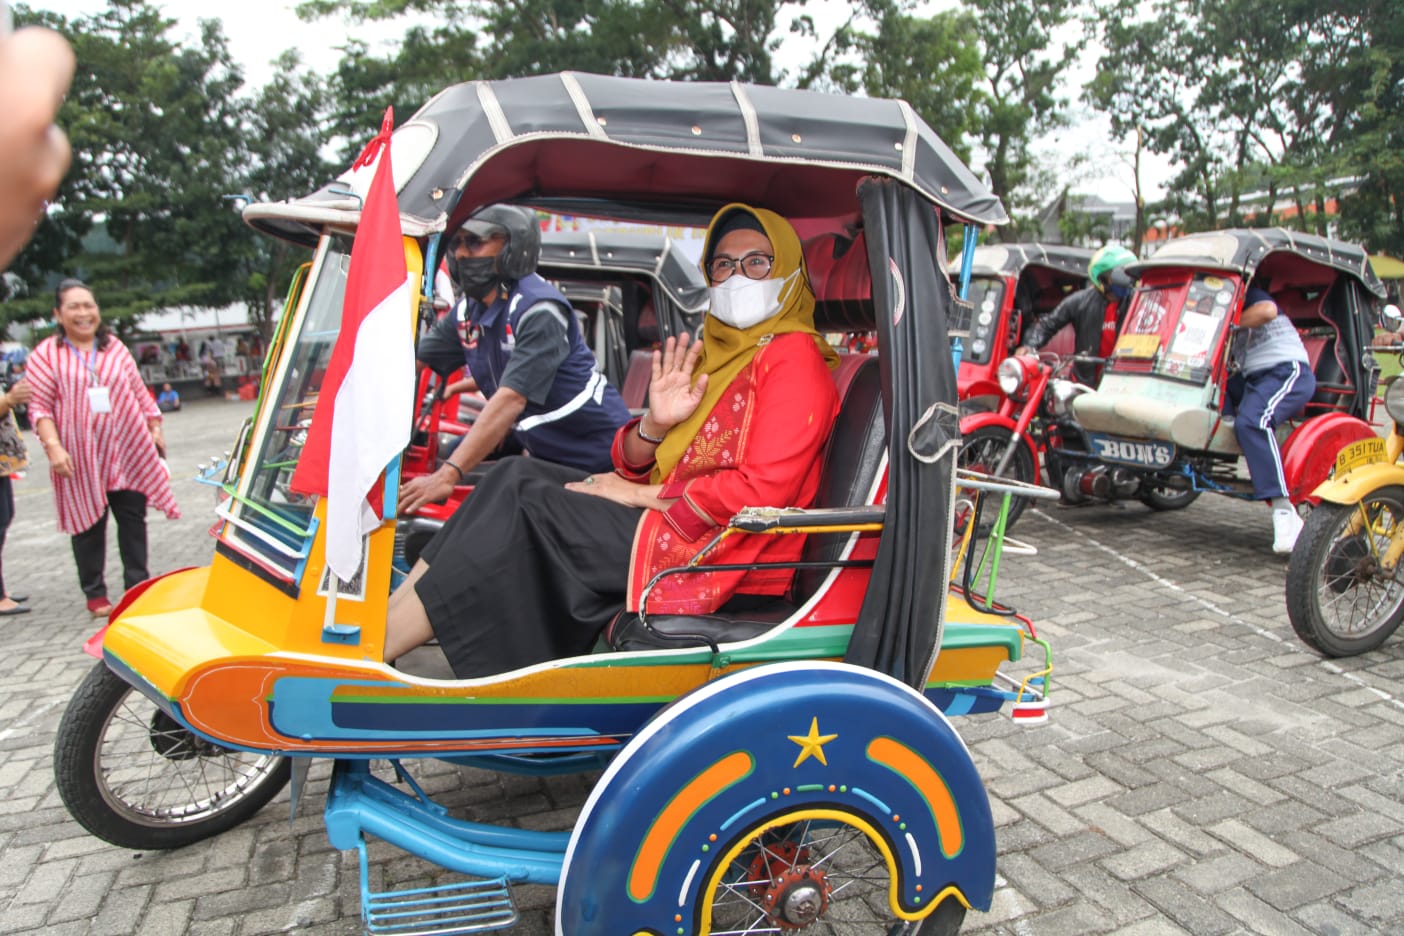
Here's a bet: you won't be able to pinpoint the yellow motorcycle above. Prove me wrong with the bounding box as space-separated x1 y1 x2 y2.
1287 306 1404 656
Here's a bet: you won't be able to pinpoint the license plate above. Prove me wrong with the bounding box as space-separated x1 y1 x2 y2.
1087 432 1177 468
1335 437 1386 475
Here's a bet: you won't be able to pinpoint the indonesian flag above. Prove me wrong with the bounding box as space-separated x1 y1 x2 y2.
289 107 415 583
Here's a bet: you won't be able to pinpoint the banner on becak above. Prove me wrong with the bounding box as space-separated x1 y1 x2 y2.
289 107 415 583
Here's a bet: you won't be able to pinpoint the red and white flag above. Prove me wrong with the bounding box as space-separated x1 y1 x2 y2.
290 107 415 583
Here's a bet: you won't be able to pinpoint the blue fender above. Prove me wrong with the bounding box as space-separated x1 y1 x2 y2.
555 661 995 936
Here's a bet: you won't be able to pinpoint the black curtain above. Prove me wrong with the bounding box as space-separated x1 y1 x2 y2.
843 178 962 689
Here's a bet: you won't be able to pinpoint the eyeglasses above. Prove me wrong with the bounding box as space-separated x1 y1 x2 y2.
708 252 774 283
448 231 503 253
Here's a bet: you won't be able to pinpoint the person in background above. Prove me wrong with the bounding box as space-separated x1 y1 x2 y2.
0 25 74 270
1224 278 1315 554
1015 245 1138 385
0 373 32 616
156 382 181 412
27 279 180 617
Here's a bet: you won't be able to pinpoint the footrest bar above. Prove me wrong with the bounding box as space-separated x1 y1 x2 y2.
359 841 519 935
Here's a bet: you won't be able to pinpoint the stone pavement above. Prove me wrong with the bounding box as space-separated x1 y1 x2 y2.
0 396 1401 934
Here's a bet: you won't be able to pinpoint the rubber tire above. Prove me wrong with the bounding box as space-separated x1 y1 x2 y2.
958 424 1037 530
1138 486 1201 511
887 897 967 934
1286 489 1404 657
54 662 291 850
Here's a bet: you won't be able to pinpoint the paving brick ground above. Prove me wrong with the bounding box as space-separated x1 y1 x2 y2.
1 396 1401 934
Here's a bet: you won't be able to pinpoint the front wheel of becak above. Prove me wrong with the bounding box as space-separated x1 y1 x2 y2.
703 809 967 935
54 662 291 850
1286 489 1404 657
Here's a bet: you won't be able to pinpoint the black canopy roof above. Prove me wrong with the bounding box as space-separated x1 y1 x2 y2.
969 243 1093 278
244 72 1006 246
538 231 708 314
1130 228 1386 298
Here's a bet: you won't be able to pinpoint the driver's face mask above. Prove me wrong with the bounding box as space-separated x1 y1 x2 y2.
708 269 798 330
451 254 500 302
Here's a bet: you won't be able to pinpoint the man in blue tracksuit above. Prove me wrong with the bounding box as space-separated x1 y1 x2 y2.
1225 280 1316 554
400 205 629 513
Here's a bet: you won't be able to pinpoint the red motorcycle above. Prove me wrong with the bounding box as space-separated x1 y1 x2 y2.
953 244 1092 527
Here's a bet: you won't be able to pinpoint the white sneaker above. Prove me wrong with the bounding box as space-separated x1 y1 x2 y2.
1272 508 1303 555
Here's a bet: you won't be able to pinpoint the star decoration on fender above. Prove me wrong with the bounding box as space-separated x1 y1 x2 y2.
788 717 838 768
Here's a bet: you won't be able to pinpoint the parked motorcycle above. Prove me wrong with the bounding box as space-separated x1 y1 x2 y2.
951 245 1091 529
1287 314 1404 656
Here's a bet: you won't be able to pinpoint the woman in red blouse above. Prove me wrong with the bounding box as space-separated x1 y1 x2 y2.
384 204 840 678
28 280 179 617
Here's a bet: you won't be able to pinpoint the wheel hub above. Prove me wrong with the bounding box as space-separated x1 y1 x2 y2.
1327 534 1375 594
746 841 833 929
148 710 221 760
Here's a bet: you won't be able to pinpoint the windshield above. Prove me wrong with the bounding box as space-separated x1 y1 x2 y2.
221 237 350 581
952 276 1006 365
1112 271 1240 384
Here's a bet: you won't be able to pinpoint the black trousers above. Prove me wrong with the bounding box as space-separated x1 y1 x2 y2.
0 476 12 598
70 490 149 600
416 457 642 679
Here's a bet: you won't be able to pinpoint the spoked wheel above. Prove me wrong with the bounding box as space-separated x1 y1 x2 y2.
1138 485 1201 511
1286 487 1404 657
957 426 1036 530
54 662 291 850
702 811 966 935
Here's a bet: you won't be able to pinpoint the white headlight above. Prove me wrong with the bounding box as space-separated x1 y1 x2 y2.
1385 376 1404 425
997 358 1025 397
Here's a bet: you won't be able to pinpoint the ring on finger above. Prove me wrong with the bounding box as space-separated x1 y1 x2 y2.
585 475 596 485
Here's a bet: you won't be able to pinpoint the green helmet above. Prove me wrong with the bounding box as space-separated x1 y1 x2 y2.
1088 245 1137 293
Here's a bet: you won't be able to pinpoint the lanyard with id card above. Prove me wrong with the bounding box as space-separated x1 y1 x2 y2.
66 341 110 414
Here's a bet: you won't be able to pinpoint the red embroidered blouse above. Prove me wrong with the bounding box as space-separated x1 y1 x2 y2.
613 333 839 615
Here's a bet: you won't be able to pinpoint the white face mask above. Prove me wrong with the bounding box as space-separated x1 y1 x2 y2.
708 270 796 330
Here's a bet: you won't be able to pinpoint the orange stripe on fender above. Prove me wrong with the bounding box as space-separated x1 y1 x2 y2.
867 737 963 858
628 751 754 902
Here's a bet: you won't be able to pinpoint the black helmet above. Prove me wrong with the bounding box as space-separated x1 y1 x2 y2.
459 204 540 282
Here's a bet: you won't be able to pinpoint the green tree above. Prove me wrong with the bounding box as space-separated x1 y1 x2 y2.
965 0 1081 241
237 51 336 341
297 1 915 163
3 2 251 335
1302 1 1404 256
823 3 986 165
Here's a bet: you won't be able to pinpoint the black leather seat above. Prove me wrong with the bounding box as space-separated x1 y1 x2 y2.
606 354 886 652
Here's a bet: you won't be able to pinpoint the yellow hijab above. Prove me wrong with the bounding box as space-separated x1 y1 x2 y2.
651 203 840 482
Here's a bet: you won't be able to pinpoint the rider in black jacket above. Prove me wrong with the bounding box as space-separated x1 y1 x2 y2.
1015 245 1137 386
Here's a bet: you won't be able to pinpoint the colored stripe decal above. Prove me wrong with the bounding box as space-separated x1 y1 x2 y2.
628 751 754 902
867 736 964 858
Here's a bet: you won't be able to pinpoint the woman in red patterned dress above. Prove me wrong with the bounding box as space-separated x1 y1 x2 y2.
28 280 179 617
384 204 840 678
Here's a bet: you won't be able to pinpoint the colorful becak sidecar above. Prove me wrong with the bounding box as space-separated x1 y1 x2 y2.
53 73 1054 935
